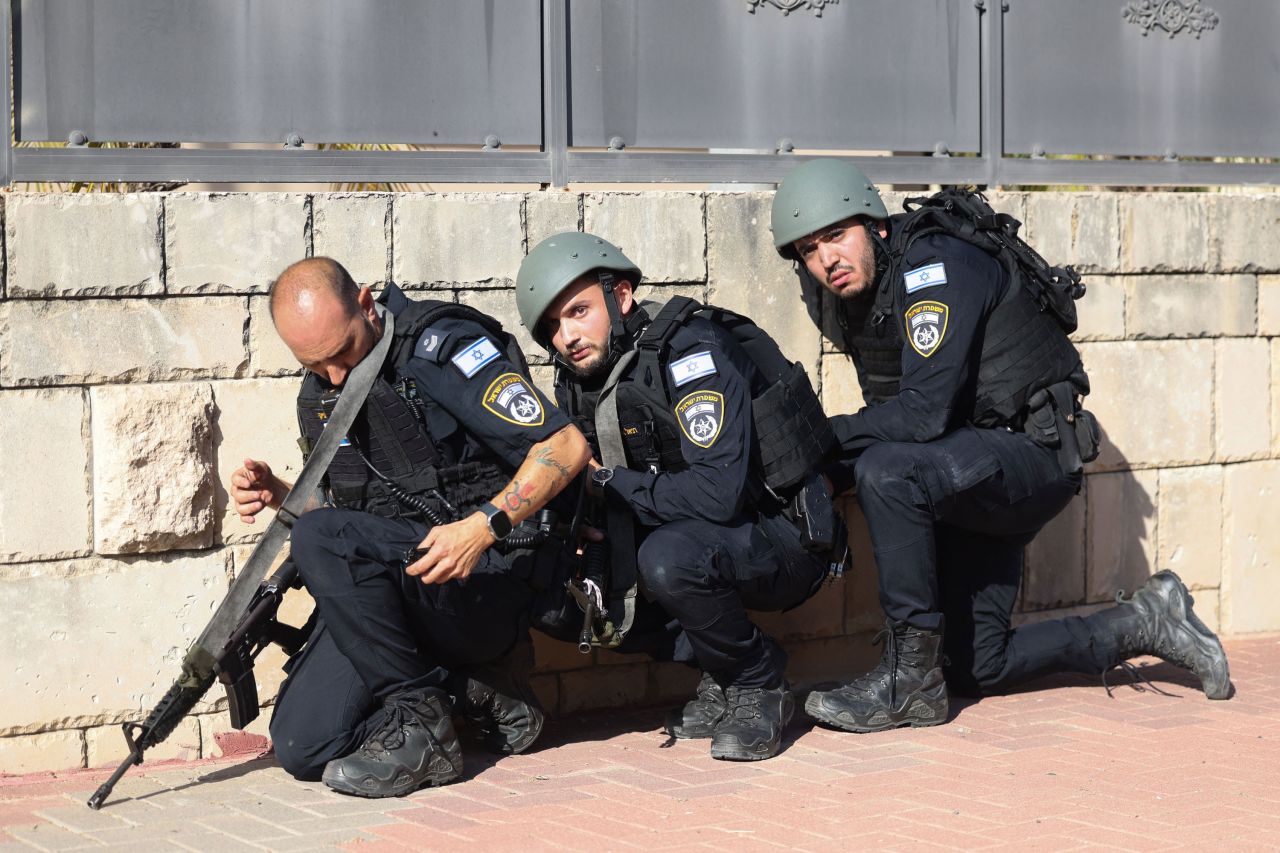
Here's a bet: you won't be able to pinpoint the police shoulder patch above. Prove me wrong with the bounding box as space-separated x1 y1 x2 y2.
904 300 949 358
675 390 725 449
451 336 501 378
414 326 452 363
670 350 718 388
482 373 545 427
904 262 947 294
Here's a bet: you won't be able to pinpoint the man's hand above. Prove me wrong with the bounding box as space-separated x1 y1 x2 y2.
405 511 495 585
230 459 282 524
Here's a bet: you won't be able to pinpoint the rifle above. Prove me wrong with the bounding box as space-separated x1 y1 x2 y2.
87 563 308 809
86 305 397 810
564 472 609 654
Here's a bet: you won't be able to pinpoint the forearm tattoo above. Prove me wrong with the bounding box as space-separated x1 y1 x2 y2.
501 479 537 513
534 446 573 483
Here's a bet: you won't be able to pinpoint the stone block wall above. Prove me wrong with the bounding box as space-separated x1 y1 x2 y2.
1 189 1276 773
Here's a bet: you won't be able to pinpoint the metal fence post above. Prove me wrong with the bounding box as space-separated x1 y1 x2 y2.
1 0 12 187
542 0 569 188
981 0 1005 188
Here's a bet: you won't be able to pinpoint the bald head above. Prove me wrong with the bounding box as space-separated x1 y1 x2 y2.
269 257 361 325
269 257 380 387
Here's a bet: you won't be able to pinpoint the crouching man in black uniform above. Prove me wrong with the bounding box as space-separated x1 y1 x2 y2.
768 160 1230 733
229 257 590 796
513 233 834 761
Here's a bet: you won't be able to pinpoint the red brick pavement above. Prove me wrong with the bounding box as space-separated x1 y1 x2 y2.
3 635 1279 852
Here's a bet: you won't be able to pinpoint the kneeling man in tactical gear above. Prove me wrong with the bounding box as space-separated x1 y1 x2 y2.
230 257 591 797
769 160 1230 733
514 233 834 761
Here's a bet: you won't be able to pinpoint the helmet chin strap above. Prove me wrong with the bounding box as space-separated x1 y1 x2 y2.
597 271 630 363
864 219 898 329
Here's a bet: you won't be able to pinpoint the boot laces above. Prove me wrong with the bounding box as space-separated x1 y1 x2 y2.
724 686 764 722
1102 660 1181 699
1115 588 1196 672
362 702 415 754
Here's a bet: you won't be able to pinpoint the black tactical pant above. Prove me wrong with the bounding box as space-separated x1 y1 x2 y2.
854 426 1125 695
270 509 532 780
635 513 828 689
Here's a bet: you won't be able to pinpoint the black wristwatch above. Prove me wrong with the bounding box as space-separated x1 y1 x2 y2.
479 504 514 541
592 467 615 489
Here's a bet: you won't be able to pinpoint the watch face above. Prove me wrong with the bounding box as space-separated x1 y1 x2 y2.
487 507 513 539
592 467 613 486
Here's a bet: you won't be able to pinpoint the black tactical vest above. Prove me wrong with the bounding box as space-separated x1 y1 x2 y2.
832 288 904 406
295 298 513 520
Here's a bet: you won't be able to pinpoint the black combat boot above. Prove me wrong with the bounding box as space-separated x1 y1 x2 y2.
709 682 794 761
454 637 546 755
806 620 949 733
321 687 463 798
1106 570 1230 699
665 671 727 739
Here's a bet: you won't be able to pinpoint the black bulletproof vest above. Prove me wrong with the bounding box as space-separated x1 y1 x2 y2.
833 289 904 406
869 213 1085 428
295 299 512 520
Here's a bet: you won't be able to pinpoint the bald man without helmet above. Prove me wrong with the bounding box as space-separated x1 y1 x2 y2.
231 257 591 798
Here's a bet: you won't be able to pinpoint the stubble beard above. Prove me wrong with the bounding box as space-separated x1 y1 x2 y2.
564 342 610 378
835 240 878 301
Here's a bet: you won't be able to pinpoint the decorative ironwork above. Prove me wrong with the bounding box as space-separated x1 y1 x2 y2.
747 0 839 17
1123 1 1219 39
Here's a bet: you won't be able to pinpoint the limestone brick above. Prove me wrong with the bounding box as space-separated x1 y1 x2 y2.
0 552 229 735
394 193 524 286
822 352 866 416
0 297 247 386
530 674 560 715
650 662 702 707
784 634 880 689
0 389 91 562
312 193 391 286
1086 470 1158 604
529 364 556 401
1222 461 1280 634
1210 194 1280 273
247 296 302 377
753 581 844 642
1024 193 1121 274
1023 494 1086 610
557 663 651 714
1122 194 1209 273
1274 340 1280 458
525 191 580 248
707 192 819 375
584 192 705 283
1124 275 1255 339
86 717 201 768
91 382 216 554
7 193 162 297
1156 466 1223 592
1076 341 1213 470
167 193 307 294
1214 338 1271 462
532 629 592 674
1260 276 1280 336
454 288 542 366
0 730 84 773
1071 275 1125 342
212 380 305 543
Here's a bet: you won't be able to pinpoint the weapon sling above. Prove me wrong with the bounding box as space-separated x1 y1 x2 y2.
87 307 396 809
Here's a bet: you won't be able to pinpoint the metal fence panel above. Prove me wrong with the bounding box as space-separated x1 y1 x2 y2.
1003 0 1280 159
16 0 543 145
567 0 981 153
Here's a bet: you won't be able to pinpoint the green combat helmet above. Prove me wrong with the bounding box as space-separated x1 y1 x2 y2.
770 159 887 259
515 231 642 348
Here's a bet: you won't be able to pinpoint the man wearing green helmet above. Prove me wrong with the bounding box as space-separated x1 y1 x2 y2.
515 232 831 761
769 159 1230 733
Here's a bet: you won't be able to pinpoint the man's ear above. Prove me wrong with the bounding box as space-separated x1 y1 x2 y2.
357 286 377 321
613 278 636 315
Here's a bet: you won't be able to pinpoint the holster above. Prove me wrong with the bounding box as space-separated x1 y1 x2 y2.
1022 380 1101 478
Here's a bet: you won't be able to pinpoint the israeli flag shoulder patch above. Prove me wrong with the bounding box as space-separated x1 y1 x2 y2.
670 350 718 387
450 336 501 379
904 262 948 294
